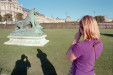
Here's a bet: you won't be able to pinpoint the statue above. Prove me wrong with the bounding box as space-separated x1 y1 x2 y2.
4 8 49 46
10 8 44 37
15 8 42 30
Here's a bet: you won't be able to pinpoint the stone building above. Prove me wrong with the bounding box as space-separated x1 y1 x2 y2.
65 16 71 22
0 0 71 23
36 15 66 23
0 0 23 21
104 16 113 22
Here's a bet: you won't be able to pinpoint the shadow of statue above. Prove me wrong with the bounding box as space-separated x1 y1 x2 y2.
11 54 31 75
101 33 113 37
37 49 57 75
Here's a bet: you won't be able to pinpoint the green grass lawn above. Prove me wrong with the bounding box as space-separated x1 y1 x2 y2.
0 29 113 75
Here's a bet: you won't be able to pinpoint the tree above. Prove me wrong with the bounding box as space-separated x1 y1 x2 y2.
4 13 13 21
16 13 23 21
95 16 105 23
0 15 2 22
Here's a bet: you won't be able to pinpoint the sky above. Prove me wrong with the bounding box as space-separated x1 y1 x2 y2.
18 0 113 21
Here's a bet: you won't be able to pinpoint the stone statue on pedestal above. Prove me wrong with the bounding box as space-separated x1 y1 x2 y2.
4 8 49 46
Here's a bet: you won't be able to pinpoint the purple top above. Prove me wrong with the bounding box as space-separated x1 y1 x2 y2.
72 40 103 75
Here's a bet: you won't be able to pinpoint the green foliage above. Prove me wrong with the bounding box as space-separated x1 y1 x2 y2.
16 13 23 21
4 13 13 21
95 16 105 23
0 29 113 75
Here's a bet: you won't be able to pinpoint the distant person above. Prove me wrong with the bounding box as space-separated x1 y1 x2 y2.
11 54 31 75
66 15 103 75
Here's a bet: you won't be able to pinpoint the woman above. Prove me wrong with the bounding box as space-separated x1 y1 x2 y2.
66 15 103 75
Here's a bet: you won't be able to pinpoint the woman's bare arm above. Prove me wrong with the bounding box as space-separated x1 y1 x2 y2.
66 31 82 61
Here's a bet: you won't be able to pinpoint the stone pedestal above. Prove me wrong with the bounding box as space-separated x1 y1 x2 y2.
4 35 49 47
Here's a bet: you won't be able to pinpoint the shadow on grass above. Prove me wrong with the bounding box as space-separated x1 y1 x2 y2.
0 68 2 75
11 54 31 75
101 33 113 37
37 49 57 75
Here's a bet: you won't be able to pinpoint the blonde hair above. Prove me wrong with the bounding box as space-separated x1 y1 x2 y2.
79 15 100 40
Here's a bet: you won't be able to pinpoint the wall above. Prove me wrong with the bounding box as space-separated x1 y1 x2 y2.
0 22 113 29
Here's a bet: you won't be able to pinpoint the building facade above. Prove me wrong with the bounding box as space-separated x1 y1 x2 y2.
65 16 71 22
104 16 113 22
0 0 71 23
0 0 23 21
